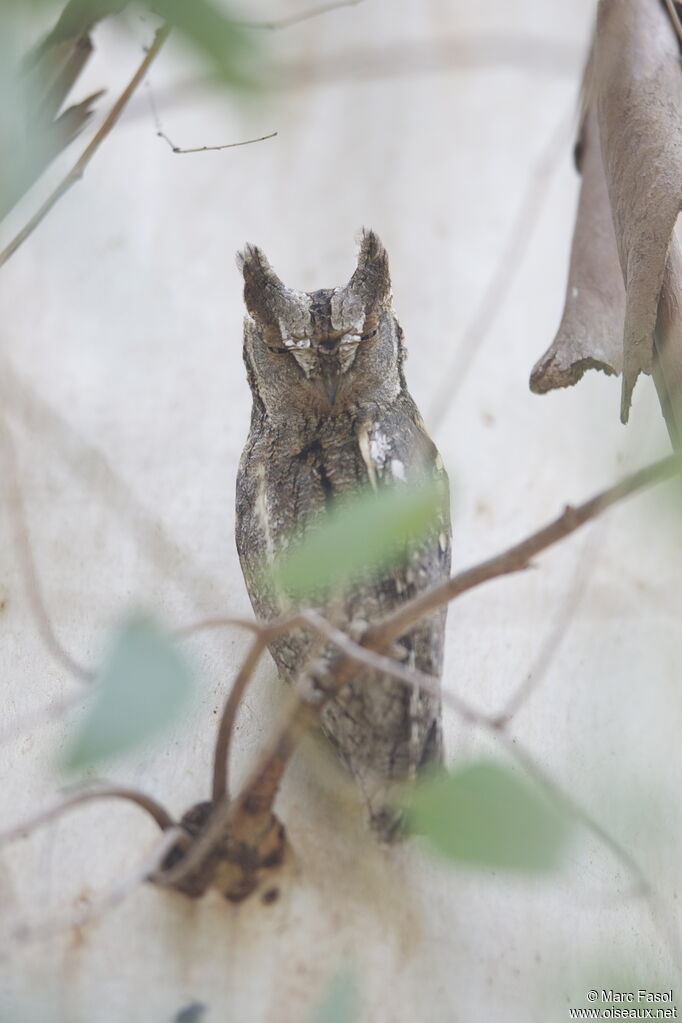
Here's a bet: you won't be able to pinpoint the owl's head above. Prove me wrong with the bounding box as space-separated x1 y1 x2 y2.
238 230 405 418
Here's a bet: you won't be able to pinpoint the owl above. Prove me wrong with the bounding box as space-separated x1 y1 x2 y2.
235 230 451 838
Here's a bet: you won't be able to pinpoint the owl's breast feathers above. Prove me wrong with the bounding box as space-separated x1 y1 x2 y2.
236 391 451 825
236 392 450 601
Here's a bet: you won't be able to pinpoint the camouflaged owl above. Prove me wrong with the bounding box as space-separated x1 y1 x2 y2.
235 230 451 838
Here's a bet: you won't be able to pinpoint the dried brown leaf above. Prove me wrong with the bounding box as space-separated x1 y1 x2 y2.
596 0 682 421
530 102 625 393
653 230 682 446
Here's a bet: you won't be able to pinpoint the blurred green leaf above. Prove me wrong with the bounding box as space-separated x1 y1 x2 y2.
150 0 259 89
62 612 194 769
33 0 129 48
405 760 571 872
272 480 444 600
310 969 359 1023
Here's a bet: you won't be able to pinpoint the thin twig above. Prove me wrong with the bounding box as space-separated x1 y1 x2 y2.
239 0 364 30
364 453 682 650
0 418 93 682
10 826 185 946
428 108 573 429
157 129 278 154
147 82 277 154
0 24 171 269
664 0 682 45
212 636 267 803
0 785 175 845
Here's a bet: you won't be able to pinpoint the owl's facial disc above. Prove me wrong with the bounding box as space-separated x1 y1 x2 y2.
239 231 396 415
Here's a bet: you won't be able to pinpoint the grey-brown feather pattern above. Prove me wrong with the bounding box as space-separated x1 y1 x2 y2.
235 231 451 837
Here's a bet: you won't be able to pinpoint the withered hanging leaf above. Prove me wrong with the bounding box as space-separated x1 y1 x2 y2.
530 102 625 393
653 233 682 445
532 0 682 432
596 0 682 422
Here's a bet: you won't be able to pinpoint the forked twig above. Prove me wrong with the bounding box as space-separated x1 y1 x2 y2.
3 451 680 919
0 25 171 269
147 82 277 155
156 130 278 154
159 451 681 896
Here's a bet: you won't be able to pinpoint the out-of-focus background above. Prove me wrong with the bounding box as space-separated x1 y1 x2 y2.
1 1 680 1020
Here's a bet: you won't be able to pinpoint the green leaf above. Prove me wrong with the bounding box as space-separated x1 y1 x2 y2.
35 0 130 47
310 969 359 1023
405 760 571 872
150 0 259 89
271 480 444 600
62 612 194 769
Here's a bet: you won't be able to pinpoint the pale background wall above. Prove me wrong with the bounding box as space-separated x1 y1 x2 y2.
0 1 680 1020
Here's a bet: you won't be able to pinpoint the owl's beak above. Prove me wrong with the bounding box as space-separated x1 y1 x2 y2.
318 365 341 407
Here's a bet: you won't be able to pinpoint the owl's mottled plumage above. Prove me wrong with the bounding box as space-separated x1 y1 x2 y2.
235 231 451 837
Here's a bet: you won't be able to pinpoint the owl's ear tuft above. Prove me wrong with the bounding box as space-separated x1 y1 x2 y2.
237 243 311 332
348 229 391 311
238 244 286 323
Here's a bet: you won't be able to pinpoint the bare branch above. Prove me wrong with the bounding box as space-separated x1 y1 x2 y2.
239 0 364 31
10 826 185 946
162 452 681 886
0 24 171 269
212 636 268 803
0 785 175 845
0 418 93 682
365 453 682 650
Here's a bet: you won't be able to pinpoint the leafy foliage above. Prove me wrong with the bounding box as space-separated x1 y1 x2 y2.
405 760 571 872
62 613 194 769
271 480 444 600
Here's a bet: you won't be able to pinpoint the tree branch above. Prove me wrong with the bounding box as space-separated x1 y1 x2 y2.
0 785 176 845
212 635 267 804
364 452 682 650
0 24 171 269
